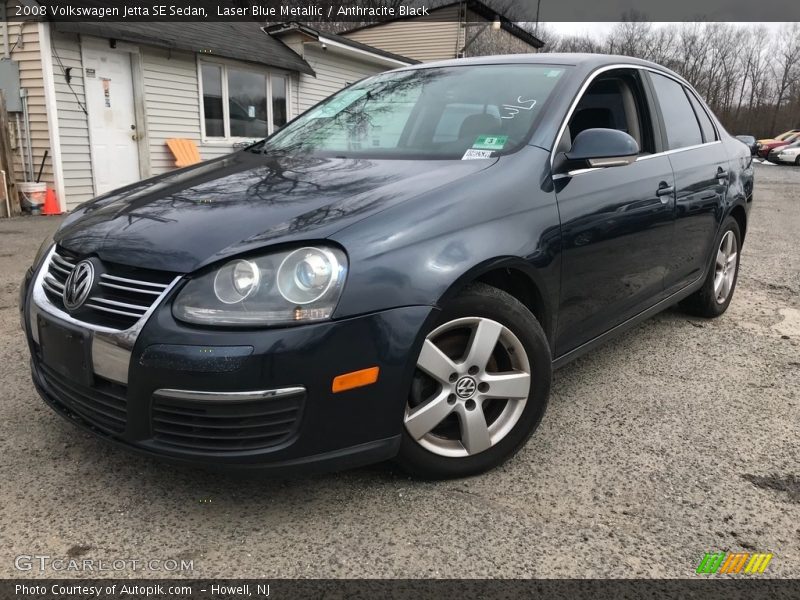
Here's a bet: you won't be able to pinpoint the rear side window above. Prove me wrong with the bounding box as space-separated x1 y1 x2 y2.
649 72 703 149
687 92 717 143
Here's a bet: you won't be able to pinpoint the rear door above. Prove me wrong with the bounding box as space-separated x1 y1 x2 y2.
646 72 728 293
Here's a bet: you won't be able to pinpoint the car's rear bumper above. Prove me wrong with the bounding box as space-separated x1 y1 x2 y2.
23 268 436 474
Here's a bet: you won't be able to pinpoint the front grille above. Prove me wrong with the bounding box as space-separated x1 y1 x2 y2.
39 363 128 434
41 247 175 330
151 391 305 453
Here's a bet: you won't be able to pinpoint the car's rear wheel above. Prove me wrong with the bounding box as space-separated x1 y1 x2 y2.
395 283 551 479
680 216 741 318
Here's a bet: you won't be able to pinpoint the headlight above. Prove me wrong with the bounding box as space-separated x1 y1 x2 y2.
173 245 347 326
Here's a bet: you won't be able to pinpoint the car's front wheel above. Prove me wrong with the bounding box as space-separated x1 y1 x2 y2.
396 283 551 479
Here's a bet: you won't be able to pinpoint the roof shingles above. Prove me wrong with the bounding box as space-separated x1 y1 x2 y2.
53 21 315 75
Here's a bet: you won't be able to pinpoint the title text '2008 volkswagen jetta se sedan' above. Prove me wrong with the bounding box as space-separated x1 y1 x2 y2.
21 54 753 479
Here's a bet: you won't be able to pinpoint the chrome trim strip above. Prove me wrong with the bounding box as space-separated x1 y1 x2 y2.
31 246 183 385
636 140 722 161
43 276 64 291
49 262 71 277
84 303 146 319
100 273 169 289
154 387 306 403
98 281 162 296
51 253 75 269
88 296 149 312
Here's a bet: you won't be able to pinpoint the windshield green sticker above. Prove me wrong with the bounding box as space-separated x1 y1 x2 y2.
309 89 368 118
473 135 508 150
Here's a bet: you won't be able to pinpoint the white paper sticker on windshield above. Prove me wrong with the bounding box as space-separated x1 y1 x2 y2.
462 148 494 160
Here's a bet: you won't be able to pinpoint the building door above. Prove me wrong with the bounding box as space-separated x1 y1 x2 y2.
82 44 140 195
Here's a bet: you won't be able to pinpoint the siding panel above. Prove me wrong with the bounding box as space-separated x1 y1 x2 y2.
343 6 462 62
51 31 93 208
141 47 242 174
295 45 387 115
0 14 54 206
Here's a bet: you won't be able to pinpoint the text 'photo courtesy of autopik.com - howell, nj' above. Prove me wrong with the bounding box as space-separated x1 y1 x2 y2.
2 0 800 599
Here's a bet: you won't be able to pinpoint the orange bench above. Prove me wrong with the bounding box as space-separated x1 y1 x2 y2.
166 138 202 168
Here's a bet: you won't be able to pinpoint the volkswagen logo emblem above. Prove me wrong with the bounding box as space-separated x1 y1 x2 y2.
455 376 477 399
63 260 94 311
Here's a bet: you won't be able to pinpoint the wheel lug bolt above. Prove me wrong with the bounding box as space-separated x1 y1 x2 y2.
465 399 476 411
447 394 456 405
468 365 479 375
478 382 489 393
449 373 458 382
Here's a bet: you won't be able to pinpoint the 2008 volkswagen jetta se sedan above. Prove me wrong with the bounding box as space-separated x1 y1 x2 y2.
20 54 753 479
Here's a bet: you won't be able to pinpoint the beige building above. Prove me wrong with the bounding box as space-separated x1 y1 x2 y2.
341 1 544 62
0 0 541 213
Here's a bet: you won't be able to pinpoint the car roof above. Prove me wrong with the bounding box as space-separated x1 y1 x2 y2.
394 53 688 84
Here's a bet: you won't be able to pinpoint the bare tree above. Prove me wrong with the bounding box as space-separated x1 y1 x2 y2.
540 22 800 137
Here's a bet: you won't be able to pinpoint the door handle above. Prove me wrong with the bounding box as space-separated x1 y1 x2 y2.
656 183 674 202
716 168 729 180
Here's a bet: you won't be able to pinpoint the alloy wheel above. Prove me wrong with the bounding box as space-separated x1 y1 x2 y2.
714 230 738 304
405 317 531 458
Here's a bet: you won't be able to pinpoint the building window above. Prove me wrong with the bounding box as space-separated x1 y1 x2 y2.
200 61 289 140
272 74 287 130
201 64 224 137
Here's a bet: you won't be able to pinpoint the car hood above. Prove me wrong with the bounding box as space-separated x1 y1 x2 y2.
56 151 496 273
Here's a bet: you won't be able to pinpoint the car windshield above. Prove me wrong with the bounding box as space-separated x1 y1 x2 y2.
257 64 569 159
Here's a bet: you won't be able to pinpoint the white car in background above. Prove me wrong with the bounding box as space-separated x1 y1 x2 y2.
773 141 800 165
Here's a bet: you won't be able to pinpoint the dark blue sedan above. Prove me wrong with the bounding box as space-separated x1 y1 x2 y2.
21 54 753 479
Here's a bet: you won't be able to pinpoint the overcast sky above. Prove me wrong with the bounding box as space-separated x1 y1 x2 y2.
543 22 790 39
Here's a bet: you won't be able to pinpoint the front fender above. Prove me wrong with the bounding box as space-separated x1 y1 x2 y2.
330 146 562 325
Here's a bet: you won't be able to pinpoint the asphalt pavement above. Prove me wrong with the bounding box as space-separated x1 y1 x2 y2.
0 163 798 579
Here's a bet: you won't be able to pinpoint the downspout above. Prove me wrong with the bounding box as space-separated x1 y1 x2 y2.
21 88 33 180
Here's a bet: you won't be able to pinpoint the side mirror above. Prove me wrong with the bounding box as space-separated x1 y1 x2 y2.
561 128 639 170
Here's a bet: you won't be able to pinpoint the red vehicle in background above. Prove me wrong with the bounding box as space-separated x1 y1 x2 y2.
757 131 800 159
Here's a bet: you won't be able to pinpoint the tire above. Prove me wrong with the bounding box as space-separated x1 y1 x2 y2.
395 283 551 479
795 156 800 166
679 216 742 318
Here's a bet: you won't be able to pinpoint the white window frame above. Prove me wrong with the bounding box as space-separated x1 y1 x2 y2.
197 56 292 144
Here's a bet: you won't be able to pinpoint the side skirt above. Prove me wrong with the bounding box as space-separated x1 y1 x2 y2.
552 276 704 370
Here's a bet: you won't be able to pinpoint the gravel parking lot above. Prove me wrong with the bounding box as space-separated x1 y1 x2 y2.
0 163 798 580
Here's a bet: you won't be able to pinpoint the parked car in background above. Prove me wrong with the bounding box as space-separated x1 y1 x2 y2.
20 54 754 479
758 129 800 144
735 135 758 155
772 141 800 165
758 132 800 158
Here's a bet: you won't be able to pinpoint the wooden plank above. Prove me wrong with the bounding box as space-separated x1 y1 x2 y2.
0 91 21 216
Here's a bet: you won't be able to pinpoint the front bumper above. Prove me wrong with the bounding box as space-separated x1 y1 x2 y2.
22 267 436 474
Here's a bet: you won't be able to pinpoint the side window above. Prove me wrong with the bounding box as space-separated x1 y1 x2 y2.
565 69 655 154
649 73 703 149
686 91 717 143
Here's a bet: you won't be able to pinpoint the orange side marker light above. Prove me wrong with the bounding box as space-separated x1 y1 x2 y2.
332 367 380 393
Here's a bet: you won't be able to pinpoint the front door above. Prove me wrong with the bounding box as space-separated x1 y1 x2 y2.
82 44 140 195
553 68 674 356
554 157 675 354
